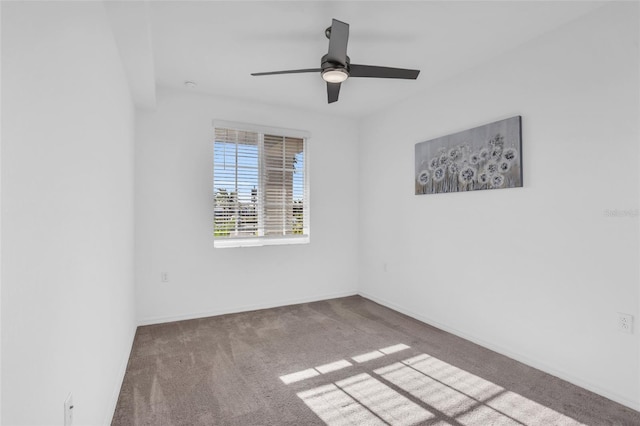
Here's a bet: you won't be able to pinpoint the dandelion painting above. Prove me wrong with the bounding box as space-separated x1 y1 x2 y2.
415 116 522 195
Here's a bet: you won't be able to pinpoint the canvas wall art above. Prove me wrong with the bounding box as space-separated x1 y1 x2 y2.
415 116 522 195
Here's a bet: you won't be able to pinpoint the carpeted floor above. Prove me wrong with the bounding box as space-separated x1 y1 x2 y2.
112 296 640 425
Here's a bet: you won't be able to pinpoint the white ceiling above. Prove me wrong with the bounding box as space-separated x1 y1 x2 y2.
109 1 606 118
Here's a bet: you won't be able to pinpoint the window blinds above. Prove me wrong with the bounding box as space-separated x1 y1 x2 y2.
214 126 308 246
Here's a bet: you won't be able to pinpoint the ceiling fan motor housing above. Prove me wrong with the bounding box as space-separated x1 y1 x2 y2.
321 54 350 71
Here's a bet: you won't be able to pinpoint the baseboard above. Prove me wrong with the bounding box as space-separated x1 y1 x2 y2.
137 290 359 326
104 324 137 425
358 291 640 412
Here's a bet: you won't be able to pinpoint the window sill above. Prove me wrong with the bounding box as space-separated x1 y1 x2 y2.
214 235 310 248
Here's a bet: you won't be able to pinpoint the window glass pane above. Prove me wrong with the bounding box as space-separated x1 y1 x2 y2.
263 135 304 236
214 134 259 238
293 150 305 234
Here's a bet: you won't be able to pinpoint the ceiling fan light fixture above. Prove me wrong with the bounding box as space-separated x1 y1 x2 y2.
322 68 349 83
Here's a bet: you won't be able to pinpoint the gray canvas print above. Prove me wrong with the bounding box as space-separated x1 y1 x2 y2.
415 116 522 195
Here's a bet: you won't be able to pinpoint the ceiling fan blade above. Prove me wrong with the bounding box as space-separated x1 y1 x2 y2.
327 82 341 104
326 19 349 66
349 64 420 79
251 68 321 76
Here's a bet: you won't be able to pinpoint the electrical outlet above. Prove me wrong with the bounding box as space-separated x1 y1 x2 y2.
618 313 633 334
64 393 73 426
161 272 168 282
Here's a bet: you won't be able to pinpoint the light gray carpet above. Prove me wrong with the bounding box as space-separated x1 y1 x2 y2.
112 296 640 425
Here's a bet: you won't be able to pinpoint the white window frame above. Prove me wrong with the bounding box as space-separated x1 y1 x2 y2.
213 120 310 248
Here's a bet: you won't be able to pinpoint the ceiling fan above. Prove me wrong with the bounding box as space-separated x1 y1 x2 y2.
251 19 420 104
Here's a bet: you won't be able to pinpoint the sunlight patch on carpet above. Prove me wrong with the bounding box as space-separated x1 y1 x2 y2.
280 368 320 384
316 359 353 374
297 383 386 426
281 343 411 384
286 344 586 426
335 373 433 425
351 350 385 363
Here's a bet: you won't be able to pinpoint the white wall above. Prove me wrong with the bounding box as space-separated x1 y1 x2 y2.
1 2 137 424
358 2 640 410
135 88 359 324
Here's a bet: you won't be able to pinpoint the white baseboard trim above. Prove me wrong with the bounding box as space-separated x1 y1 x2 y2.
358 291 640 412
137 290 359 326
104 324 137 425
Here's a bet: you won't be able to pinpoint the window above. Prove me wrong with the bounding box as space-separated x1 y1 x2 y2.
213 121 309 248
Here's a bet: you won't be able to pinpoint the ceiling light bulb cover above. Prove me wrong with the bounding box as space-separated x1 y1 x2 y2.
184 81 197 88
322 69 349 83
